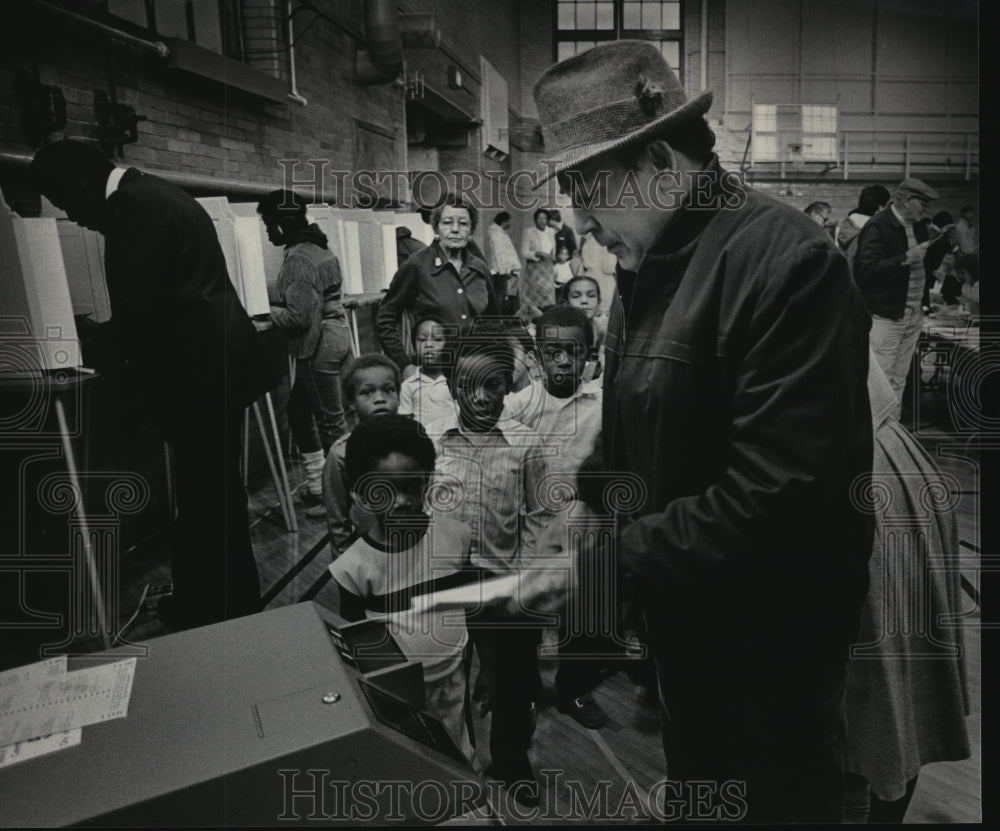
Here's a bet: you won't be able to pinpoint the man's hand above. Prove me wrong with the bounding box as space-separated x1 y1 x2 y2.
495 502 610 620
905 240 931 265
401 364 419 381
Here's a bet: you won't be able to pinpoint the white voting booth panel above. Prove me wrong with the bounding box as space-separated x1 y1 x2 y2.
393 211 435 246
307 204 363 296
197 197 270 317
38 194 113 325
56 222 112 324
0 190 81 374
336 209 395 293
231 216 272 316
323 207 365 295
229 201 284 300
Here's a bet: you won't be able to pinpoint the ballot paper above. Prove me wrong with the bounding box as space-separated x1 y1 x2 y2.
409 572 522 614
0 657 137 747
0 728 81 769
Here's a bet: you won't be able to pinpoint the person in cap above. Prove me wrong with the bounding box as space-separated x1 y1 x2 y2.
804 200 833 230
258 190 352 514
856 177 939 416
520 41 874 823
837 185 891 259
31 140 274 629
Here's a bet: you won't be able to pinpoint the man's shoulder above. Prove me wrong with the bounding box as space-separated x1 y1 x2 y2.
710 187 839 260
122 170 198 205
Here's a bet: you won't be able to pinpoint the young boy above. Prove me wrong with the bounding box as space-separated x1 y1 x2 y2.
328 414 476 763
398 315 456 428
503 306 610 729
428 333 552 805
314 354 400 559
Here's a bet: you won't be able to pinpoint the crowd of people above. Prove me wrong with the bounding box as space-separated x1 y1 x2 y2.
28 37 976 826
806 181 980 418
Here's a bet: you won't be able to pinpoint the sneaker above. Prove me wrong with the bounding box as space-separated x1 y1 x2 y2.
304 503 326 519
557 692 608 729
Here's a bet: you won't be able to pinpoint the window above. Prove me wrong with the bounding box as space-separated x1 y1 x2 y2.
752 104 779 162
107 0 245 61
802 105 838 162
752 104 839 165
555 0 683 80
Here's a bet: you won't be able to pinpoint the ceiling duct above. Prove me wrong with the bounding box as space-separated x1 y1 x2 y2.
355 0 404 85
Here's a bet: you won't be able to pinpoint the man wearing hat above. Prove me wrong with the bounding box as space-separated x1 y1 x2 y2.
525 42 874 823
856 177 939 416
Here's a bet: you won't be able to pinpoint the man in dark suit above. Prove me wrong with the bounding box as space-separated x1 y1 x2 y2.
31 140 273 629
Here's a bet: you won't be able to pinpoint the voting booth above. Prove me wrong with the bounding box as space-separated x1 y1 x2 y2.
333 208 397 294
229 200 285 303
0 189 81 375
308 204 365 296
0 602 489 826
197 197 271 317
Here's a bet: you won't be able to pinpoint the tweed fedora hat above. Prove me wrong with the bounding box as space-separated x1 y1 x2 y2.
532 40 713 189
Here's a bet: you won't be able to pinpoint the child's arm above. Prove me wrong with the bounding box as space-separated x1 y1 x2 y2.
328 549 367 621
520 441 553 561
337 583 366 622
322 445 355 557
398 377 415 416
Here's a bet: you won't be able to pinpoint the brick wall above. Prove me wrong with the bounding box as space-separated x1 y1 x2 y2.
518 0 554 121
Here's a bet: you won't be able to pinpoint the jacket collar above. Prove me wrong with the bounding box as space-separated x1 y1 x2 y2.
430 241 487 277
619 154 729 284
108 167 143 198
889 203 910 227
104 167 127 199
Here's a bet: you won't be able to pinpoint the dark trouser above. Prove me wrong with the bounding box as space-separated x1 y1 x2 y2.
844 772 918 824
941 272 963 305
169 411 261 624
555 632 615 701
287 319 351 454
493 273 519 316
478 623 542 774
654 642 849 824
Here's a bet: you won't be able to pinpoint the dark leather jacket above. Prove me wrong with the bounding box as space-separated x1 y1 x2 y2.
603 168 874 758
855 205 930 319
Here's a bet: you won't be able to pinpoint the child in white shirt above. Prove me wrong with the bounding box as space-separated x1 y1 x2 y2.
398 315 456 428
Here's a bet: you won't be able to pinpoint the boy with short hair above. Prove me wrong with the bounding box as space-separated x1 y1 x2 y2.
328 414 476 763
428 333 552 804
398 314 456 428
504 306 609 729
314 354 401 558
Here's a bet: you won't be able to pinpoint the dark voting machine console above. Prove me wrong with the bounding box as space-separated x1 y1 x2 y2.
1 602 490 826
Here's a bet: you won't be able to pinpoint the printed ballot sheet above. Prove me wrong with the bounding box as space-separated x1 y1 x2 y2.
0 656 137 747
0 728 82 769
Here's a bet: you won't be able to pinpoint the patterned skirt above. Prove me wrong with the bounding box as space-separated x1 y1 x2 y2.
520 258 555 313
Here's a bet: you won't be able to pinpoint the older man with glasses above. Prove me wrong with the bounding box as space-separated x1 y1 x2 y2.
856 177 939 416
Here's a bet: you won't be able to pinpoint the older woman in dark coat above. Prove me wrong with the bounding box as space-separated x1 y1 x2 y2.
376 195 499 379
